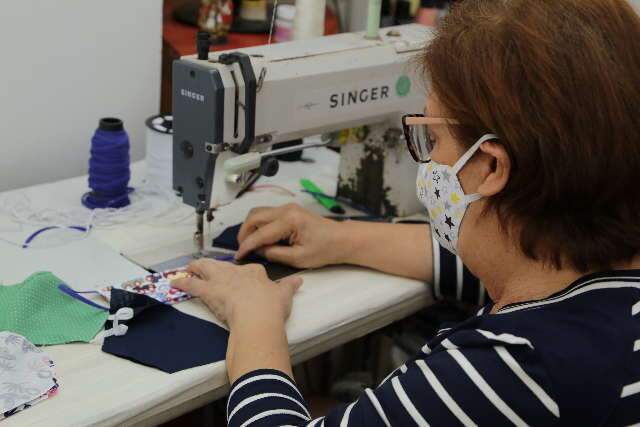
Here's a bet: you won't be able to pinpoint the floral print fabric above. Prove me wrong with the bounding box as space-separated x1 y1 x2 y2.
0 332 58 421
99 268 192 305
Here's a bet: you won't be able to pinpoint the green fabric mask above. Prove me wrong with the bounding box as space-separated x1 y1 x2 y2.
0 272 108 345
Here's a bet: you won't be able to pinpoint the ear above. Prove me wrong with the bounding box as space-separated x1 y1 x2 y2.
476 141 511 197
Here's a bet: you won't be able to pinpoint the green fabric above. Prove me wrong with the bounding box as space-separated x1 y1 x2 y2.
0 272 108 345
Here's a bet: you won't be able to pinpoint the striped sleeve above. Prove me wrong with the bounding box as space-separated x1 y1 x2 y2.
226 369 312 427
227 330 560 426
431 234 490 306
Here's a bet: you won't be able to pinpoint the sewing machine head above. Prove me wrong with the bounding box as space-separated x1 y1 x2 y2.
172 24 432 252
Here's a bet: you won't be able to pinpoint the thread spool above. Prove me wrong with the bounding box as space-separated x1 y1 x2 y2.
366 0 383 39
82 118 132 210
145 115 174 190
293 0 326 40
274 4 296 42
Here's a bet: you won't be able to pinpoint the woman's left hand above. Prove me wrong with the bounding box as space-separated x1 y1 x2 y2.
171 259 303 329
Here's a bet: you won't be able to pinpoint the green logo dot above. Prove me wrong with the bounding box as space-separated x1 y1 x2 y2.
396 76 411 97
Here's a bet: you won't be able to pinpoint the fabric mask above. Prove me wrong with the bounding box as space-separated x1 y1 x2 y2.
0 272 108 345
416 134 498 254
0 332 59 421
101 289 229 373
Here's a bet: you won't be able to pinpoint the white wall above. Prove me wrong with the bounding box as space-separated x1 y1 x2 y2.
631 0 640 14
0 1 162 191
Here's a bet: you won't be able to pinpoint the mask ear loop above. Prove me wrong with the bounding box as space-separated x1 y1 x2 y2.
451 133 500 205
103 308 134 338
452 133 499 175
91 308 135 344
58 284 108 311
57 284 134 343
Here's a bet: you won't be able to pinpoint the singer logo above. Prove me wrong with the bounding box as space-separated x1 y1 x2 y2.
180 89 205 103
329 86 390 109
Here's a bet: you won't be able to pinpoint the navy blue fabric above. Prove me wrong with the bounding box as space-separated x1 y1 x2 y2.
213 224 249 252
102 289 229 373
213 224 289 257
213 223 301 281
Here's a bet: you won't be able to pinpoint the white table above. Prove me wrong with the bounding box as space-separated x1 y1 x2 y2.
0 148 432 426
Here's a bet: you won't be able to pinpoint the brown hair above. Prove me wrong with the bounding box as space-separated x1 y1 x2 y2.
422 0 640 272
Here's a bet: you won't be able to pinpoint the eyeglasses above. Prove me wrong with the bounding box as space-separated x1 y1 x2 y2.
402 114 460 163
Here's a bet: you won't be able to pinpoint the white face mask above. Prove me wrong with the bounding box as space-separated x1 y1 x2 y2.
416 134 498 254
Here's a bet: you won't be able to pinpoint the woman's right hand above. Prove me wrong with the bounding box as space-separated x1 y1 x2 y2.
236 203 346 268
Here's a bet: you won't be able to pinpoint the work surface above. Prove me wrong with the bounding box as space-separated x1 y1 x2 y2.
0 148 432 426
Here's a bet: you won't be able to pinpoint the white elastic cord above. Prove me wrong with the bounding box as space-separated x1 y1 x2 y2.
452 133 499 174
462 193 483 205
0 183 195 231
102 307 134 338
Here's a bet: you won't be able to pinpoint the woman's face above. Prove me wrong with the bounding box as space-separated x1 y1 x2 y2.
423 94 500 258
424 95 465 164
424 94 488 195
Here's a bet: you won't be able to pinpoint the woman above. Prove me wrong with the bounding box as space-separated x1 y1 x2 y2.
174 0 640 425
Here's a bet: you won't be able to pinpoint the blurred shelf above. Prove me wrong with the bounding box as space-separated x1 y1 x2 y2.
161 1 339 113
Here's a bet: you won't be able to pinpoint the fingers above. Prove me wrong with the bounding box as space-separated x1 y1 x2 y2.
241 262 268 277
236 219 292 260
185 258 236 282
170 275 208 297
238 207 283 244
185 259 217 280
259 245 302 267
277 275 304 298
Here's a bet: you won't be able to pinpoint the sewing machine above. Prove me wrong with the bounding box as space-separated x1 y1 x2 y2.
173 24 432 255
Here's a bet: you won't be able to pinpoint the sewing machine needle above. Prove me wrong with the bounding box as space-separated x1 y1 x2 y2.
194 209 205 258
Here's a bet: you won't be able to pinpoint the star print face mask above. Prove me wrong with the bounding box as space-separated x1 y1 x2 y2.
416 134 498 254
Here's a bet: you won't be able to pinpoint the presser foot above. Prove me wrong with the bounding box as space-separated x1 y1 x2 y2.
194 209 206 258
193 231 207 259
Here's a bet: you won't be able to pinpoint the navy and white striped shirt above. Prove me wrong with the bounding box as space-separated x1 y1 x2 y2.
227 250 640 426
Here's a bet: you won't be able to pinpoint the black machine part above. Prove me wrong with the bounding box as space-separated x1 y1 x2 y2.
173 46 258 209
259 156 279 177
172 60 224 209
217 52 257 155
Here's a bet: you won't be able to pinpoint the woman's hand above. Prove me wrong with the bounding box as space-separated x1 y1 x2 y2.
171 259 303 328
236 203 347 268
236 203 433 281
173 259 302 382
